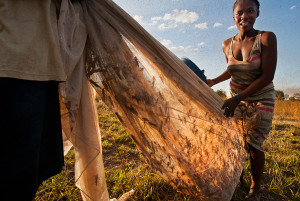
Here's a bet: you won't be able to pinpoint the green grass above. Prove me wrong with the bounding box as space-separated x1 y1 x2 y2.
35 149 81 201
35 100 300 201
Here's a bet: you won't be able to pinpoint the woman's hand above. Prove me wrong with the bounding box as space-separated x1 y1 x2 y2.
206 79 215 87
222 96 239 117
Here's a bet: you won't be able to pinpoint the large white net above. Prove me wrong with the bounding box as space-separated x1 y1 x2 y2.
58 0 247 200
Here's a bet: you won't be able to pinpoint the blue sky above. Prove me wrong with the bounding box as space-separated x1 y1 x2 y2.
113 0 300 96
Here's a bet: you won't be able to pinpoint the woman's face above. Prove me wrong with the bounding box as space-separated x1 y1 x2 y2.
233 0 259 32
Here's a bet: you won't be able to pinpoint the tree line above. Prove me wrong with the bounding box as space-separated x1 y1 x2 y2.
275 90 300 101
214 89 300 101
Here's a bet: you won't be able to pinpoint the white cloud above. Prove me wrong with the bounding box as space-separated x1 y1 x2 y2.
198 42 205 47
169 45 199 54
150 16 162 26
158 23 178 30
163 9 199 24
290 5 296 10
160 39 172 47
169 46 185 53
150 21 158 26
195 22 208 30
133 15 144 24
228 25 236 30
151 16 162 21
213 22 223 27
151 9 199 30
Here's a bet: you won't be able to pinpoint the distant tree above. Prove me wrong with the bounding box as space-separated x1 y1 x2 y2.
216 89 227 100
293 93 300 100
289 96 296 101
284 94 289 100
275 90 285 100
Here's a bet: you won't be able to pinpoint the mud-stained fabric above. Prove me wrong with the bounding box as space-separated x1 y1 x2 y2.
58 0 248 201
227 31 275 151
58 1 110 200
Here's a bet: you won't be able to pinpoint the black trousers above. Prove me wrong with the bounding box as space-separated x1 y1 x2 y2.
0 78 64 201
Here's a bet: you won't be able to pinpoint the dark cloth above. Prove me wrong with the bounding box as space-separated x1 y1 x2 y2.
181 57 207 83
0 78 64 201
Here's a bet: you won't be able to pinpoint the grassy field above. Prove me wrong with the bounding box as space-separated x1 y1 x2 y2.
35 100 300 201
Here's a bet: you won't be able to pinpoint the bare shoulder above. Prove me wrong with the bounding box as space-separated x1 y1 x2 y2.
261 31 277 46
222 38 232 53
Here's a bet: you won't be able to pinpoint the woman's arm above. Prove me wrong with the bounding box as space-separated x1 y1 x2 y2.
222 32 277 117
207 70 231 87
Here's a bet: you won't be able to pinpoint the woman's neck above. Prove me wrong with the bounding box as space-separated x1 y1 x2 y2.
237 29 257 40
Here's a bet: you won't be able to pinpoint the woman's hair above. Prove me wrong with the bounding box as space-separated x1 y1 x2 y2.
233 0 260 12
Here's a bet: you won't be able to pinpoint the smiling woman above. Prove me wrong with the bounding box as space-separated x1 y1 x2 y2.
207 0 277 200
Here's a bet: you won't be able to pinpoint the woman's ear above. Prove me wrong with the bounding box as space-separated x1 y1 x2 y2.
257 10 260 17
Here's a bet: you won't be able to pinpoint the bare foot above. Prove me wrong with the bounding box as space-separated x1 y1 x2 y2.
244 188 261 201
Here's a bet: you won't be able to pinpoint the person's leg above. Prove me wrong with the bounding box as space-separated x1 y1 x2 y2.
0 78 47 200
0 78 63 201
245 143 264 200
38 81 64 183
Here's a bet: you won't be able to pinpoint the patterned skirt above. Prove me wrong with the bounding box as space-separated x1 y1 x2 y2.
230 81 275 151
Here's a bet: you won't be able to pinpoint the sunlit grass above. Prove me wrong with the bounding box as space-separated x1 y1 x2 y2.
274 100 300 123
35 149 81 201
35 100 300 200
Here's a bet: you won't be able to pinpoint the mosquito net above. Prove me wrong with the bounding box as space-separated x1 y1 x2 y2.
58 0 247 200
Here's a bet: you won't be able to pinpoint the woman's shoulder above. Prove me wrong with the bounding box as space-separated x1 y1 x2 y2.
222 37 232 54
260 31 277 45
259 31 277 57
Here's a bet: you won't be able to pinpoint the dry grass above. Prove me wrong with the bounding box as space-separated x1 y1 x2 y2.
274 100 300 123
35 100 300 201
